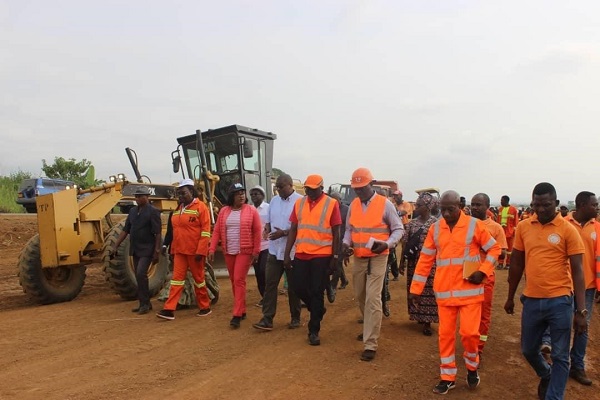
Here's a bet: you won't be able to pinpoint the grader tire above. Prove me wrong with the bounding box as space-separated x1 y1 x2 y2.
102 221 169 300
17 234 86 304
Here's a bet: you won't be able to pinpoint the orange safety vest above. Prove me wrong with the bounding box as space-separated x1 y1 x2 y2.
349 194 390 258
595 222 600 290
294 196 335 255
410 214 500 306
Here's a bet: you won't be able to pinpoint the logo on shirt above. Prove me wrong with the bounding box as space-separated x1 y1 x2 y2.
547 233 561 245
592 232 597 241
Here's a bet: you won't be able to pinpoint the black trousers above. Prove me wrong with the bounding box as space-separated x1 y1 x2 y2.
253 249 269 297
133 255 153 306
330 257 348 289
292 256 330 335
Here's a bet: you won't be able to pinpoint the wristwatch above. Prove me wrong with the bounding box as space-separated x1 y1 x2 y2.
333 255 339 259
576 309 589 318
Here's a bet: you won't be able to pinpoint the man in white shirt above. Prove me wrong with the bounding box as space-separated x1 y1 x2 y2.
253 174 303 331
249 185 270 307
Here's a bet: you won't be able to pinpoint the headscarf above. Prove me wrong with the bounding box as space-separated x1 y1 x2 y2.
418 192 439 211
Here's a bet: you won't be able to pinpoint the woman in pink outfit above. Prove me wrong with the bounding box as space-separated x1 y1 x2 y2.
209 183 262 328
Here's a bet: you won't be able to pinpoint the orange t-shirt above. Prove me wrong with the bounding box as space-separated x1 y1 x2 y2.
482 218 508 250
397 202 413 225
563 214 599 289
513 213 584 298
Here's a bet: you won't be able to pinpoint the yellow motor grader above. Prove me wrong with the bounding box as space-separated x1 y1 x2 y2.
17 125 278 304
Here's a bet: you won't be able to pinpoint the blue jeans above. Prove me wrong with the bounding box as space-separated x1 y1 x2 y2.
521 295 573 400
540 288 596 370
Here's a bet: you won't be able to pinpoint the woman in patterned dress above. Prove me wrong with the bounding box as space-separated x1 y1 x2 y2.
401 192 439 336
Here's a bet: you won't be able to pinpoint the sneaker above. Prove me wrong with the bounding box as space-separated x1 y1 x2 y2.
197 308 212 317
433 380 456 395
288 319 301 329
537 377 550 400
327 287 336 303
241 313 247 320
230 316 241 329
156 309 175 320
467 369 480 389
131 305 141 313
569 368 592 386
383 303 390 318
308 333 320 346
138 305 151 315
253 319 274 331
360 349 376 361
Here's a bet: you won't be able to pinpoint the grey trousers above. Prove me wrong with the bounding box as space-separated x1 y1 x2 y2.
261 255 301 324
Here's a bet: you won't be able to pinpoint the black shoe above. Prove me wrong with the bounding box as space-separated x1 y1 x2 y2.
156 309 175 320
327 287 336 303
360 349 376 361
138 305 151 315
230 316 241 329
570 368 592 386
241 313 247 320
288 319 301 329
196 308 212 317
308 333 320 346
132 305 141 313
339 281 348 289
253 319 273 331
383 303 390 318
433 380 456 395
537 377 550 400
357 333 363 341
392 276 399 281
467 369 480 389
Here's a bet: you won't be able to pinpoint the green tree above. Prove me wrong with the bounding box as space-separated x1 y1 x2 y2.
272 168 286 177
42 157 101 189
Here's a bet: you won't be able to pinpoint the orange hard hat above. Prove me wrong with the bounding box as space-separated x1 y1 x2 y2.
351 167 374 188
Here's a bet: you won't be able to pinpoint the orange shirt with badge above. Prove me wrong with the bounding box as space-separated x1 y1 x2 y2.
513 213 584 298
562 214 600 289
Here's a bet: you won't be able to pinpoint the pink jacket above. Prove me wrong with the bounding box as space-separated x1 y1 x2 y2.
209 204 262 255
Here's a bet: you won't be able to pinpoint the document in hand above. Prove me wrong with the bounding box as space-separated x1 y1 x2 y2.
463 260 480 280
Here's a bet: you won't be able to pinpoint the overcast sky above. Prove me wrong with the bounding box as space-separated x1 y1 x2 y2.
2 1 599 204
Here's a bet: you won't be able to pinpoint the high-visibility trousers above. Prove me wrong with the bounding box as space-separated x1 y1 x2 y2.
438 302 481 381
478 274 496 353
224 253 253 318
164 254 211 311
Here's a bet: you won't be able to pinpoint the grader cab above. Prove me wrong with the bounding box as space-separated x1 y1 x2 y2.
17 125 277 304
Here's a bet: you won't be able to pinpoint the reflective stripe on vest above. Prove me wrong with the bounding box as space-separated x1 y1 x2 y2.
295 196 334 254
434 217 479 267
349 194 390 257
500 207 509 226
481 237 495 251
435 287 484 300
421 246 436 256
413 274 428 283
485 254 497 265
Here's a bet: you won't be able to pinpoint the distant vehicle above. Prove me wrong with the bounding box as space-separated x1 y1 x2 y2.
16 178 76 213
328 179 399 206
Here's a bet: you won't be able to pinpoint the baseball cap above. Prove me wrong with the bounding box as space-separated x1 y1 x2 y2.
393 190 403 196
250 185 266 196
177 178 195 188
351 168 373 188
304 174 324 189
228 182 245 194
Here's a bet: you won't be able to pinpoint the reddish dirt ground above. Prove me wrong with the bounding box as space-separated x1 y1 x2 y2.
0 214 598 399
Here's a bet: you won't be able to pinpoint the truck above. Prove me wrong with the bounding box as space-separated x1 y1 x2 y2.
17 125 277 304
328 179 399 206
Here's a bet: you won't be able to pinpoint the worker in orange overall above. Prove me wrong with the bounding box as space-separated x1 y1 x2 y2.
470 193 507 360
496 195 519 269
409 190 501 395
157 179 212 320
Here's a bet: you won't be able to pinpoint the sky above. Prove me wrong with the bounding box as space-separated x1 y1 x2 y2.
2 0 600 204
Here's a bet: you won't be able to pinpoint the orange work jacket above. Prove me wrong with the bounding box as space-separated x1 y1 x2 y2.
349 194 390 257
294 196 335 255
170 198 211 256
410 212 501 306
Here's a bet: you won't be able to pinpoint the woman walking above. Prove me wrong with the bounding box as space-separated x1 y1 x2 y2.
209 183 262 328
402 192 439 336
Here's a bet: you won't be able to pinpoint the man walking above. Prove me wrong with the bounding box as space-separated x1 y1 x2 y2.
284 175 341 346
252 174 303 331
249 185 270 307
329 192 350 296
343 168 404 361
470 193 507 359
504 182 588 400
496 195 519 269
112 186 162 314
409 190 500 394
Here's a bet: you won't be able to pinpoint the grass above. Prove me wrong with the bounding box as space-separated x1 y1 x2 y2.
0 172 31 213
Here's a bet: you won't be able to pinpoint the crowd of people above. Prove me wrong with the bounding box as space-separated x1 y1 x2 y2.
112 171 599 400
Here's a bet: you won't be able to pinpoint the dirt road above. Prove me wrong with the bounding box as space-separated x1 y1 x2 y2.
0 214 598 399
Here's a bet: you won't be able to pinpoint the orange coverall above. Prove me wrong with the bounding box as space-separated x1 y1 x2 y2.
496 205 518 266
410 213 501 382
